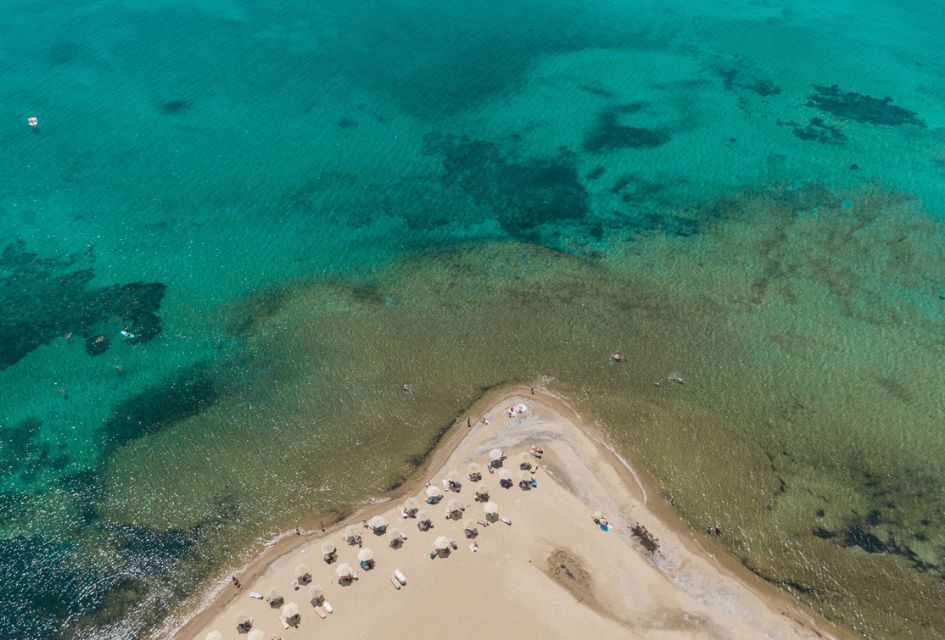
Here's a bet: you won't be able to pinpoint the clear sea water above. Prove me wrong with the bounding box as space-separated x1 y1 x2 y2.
1 1 944 638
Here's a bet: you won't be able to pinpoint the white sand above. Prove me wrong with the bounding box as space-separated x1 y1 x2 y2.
177 390 845 640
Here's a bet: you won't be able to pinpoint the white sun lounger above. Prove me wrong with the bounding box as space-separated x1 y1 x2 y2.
323 601 333 614
390 575 402 590
393 569 407 585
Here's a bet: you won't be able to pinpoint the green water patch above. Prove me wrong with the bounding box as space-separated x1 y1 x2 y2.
88 181 945 639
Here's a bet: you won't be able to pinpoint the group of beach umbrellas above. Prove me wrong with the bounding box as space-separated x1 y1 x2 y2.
209 445 532 638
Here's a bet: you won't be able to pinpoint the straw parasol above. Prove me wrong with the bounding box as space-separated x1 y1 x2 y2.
247 631 265 640
499 469 512 485
358 548 375 563
474 487 489 501
467 462 482 480
321 542 336 562
335 563 354 579
295 564 311 584
282 602 300 625
234 611 252 632
463 519 478 537
489 448 503 462
416 509 431 530
369 515 388 532
446 470 461 486
446 500 462 518
519 470 532 487
484 501 499 516
205 633 222 640
342 525 360 545
309 585 325 606
265 587 284 608
434 536 451 551
404 497 420 515
425 485 442 500
517 452 532 470
388 527 404 548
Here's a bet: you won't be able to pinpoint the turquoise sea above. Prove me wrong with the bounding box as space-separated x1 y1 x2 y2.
1 1 944 638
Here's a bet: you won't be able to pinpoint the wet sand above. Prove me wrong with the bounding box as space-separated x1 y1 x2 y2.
171 387 850 640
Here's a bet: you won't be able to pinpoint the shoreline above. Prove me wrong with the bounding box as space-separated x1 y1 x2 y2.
167 384 852 640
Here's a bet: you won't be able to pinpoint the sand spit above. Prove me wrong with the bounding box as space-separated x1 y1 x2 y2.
173 387 848 640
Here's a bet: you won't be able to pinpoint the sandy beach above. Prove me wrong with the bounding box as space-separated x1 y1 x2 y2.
174 388 847 640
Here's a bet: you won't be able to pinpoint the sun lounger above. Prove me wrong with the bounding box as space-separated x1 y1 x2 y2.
500 517 512 525
314 606 328 619
393 569 407 585
477 519 489 527
323 601 334 614
249 591 263 599
390 575 402 590
281 619 290 630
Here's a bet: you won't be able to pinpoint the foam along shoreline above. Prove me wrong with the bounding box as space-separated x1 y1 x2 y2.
175 387 849 640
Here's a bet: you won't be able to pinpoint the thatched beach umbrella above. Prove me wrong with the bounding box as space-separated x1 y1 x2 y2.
205 632 222 640
309 585 325 606
388 527 404 548
369 515 388 533
425 485 442 502
434 536 451 551
484 501 499 522
247 630 265 640
266 586 284 608
489 448 503 462
234 611 253 633
295 563 312 585
335 563 354 579
517 452 532 470
467 462 482 481
358 547 375 562
519 470 533 489
463 519 478 537
404 497 420 516
416 509 432 531
499 469 513 487
321 542 336 562
446 500 463 519
446 470 462 490
282 602 300 626
342 525 361 545
474 487 489 502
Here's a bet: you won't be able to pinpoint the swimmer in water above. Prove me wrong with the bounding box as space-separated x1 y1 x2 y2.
120 327 136 340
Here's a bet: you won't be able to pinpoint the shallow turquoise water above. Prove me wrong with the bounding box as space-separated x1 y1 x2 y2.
1 1 944 638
